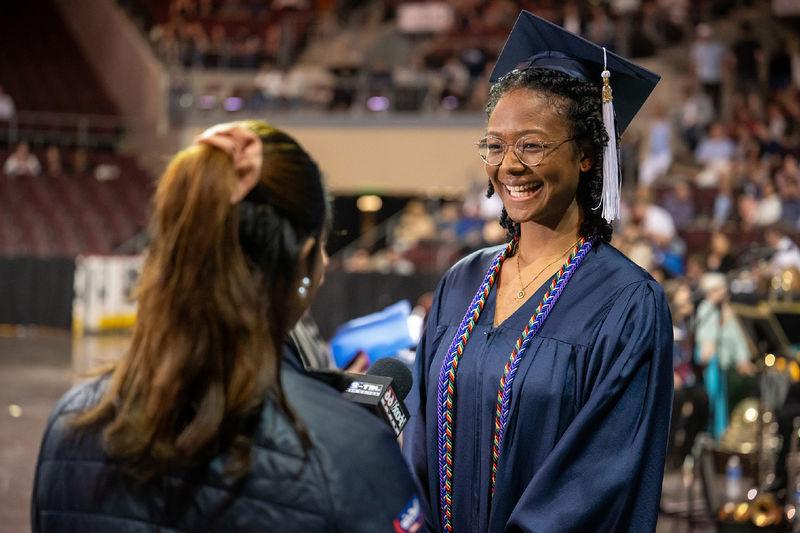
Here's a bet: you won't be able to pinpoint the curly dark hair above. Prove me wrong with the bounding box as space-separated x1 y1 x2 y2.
485 68 613 243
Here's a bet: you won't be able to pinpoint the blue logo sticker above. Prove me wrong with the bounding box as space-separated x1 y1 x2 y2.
394 496 423 533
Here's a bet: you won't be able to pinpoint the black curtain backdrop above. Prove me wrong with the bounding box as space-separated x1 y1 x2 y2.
310 270 442 340
0 258 440 336
0 257 74 328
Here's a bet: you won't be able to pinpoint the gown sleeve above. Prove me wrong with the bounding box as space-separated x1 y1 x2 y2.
501 280 673 533
403 271 450 530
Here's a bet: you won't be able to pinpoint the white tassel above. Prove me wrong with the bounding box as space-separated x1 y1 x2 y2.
600 48 620 223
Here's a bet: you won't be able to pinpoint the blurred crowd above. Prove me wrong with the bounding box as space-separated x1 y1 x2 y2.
123 0 800 454
328 5 800 459
2 141 113 180
145 0 316 70
158 0 739 114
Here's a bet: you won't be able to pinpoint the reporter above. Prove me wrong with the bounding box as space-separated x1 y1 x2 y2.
31 121 421 533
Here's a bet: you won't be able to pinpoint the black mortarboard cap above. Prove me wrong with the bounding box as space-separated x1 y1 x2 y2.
489 10 660 135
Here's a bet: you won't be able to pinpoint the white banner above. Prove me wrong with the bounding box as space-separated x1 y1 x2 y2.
73 255 143 334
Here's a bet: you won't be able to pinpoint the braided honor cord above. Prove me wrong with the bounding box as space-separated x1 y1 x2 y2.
436 240 513 533
490 237 594 493
436 236 594 532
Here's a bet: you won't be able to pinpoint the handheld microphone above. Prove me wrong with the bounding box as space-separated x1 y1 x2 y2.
308 358 412 436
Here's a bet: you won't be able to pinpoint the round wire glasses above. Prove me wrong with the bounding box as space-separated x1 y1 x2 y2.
476 136 575 167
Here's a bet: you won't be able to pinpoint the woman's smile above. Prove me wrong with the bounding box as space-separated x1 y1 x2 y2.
502 180 544 201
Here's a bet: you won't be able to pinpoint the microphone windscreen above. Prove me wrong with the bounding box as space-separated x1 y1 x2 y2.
367 358 413 401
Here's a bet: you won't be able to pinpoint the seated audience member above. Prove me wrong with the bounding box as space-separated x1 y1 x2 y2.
661 181 695 230
632 195 677 242
0 84 15 121
754 179 783 227
4 141 41 176
638 104 673 187
706 232 736 273
71 147 91 177
695 123 736 166
44 145 63 177
765 224 800 275
679 80 714 151
391 199 437 252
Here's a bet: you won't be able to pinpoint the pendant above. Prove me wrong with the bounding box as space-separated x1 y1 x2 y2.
516 290 525 299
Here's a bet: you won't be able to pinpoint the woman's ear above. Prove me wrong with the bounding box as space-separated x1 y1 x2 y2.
580 152 594 173
298 236 317 276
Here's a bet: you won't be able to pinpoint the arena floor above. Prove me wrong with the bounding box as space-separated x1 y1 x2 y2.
0 329 711 533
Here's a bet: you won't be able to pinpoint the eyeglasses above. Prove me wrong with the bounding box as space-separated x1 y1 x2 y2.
476 135 575 167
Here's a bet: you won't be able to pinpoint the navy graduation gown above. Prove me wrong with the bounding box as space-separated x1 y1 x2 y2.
403 242 673 533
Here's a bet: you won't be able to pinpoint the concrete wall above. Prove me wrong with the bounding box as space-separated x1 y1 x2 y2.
179 121 488 195
53 0 174 174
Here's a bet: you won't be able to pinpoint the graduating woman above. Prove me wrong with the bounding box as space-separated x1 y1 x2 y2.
32 121 421 532
404 12 673 533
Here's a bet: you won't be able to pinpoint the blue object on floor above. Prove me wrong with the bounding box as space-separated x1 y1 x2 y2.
330 300 414 368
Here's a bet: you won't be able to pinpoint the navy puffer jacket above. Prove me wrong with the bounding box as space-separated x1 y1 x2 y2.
32 360 423 532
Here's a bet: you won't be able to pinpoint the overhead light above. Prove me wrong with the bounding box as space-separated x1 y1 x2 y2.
366 96 390 112
357 195 382 212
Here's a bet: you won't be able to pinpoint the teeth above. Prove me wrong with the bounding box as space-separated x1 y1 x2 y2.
505 183 541 198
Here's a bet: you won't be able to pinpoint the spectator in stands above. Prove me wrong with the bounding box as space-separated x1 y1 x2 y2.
706 231 736 273
754 179 783 227
661 180 695 230
205 24 230 68
731 21 762 93
639 104 673 187
253 60 286 109
585 4 615 50
632 193 677 242
679 79 715 151
343 248 372 272
44 145 62 177
695 272 754 439
71 147 91 177
695 122 736 167
765 101 790 153
684 254 705 300
391 199 436 252
440 56 471 110
767 38 793 91
765 224 800 275
776 154 800 226
0 84 15 122
660 0 688 44
690 23 727 113
558 2 584 36
665 278 708 470
712 177 734 229
3 141 40 177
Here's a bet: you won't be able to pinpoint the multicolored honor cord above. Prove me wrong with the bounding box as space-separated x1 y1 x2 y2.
435 236 595 532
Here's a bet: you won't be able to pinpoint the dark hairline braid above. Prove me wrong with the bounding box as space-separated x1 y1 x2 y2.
485 68 613 243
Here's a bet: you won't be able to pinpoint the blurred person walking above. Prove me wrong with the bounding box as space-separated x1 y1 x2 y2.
695 273 754 439
690 23 727 113
31 121 421 532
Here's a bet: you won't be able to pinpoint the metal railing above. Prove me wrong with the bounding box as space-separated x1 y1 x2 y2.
3 111 123 147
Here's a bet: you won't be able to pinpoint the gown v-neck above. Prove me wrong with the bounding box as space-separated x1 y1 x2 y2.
403 242 674 533
490 264 552 329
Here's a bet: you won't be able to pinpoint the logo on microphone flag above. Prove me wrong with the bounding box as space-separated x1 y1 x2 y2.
394 496 423 533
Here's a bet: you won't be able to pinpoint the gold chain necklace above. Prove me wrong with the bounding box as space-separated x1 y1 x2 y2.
514 239 580 300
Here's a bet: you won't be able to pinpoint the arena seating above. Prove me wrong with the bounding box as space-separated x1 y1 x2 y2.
0 151 152 257
0 1 117 116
